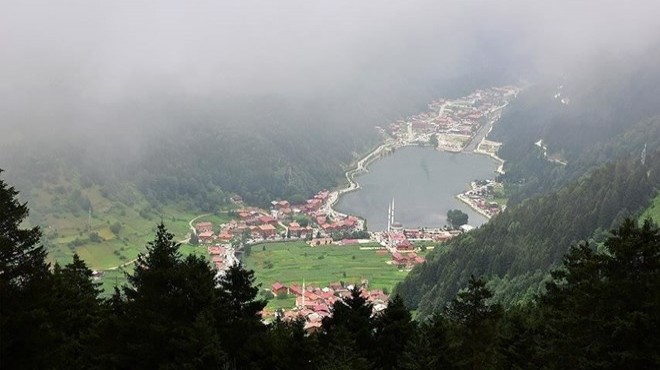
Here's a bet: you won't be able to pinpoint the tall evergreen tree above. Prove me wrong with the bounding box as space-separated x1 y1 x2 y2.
0 169 53 368
539 219 660 370
400 315 454 370
259 317 318 370
372 294 415 370
215 264 267 368
119 223 226 369
444 275 502 370
48 254 103 369
320 287 374 368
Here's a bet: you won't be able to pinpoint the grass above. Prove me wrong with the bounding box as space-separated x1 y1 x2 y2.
98 267 130 297
243 240 410 310
490 183 509 207
28 181 233 271
19 176 232 298
264 296 298 311
640 193 660 223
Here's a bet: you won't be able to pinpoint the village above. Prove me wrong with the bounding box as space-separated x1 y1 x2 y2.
194 86 520 331
385 85 520 151
194 188 467 331
457 179 507 219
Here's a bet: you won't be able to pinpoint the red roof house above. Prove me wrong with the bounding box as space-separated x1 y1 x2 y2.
195 222 213 233
198 231 215 244
258 224 277 238
271 282 288 296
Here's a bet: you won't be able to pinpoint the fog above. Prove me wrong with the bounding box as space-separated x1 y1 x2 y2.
1 0 659 142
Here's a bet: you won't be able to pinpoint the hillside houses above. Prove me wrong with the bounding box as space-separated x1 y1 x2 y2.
195 222 213 233
287 222 312 238
207 245 232 272
391 252 425 268
457 179 504 218
387 85 520 150
269 281 390 333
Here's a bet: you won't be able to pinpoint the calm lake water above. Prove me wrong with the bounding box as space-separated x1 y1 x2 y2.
335 146 498 231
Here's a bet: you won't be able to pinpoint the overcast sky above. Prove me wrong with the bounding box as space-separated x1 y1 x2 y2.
1 0 658 137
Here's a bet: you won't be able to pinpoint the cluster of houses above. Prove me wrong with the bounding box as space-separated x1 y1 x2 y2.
380 233 427 268
387 86 520 150
195 211 279 244
269 191 330 220
401 227 459 242
390 251 425 268
207 245 232 272
268 281 389 333
194 189 365 248
271 191 362 237
457 179 504 219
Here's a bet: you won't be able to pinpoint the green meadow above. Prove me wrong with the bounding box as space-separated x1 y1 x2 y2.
29 181 234 271
243 241 409 295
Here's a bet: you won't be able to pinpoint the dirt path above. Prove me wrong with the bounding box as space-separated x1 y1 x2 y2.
179 213 211 243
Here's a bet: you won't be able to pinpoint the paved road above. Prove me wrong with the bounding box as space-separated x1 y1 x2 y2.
463 105 507 152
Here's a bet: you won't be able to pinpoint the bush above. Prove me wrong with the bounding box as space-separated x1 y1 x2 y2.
88 232 102 243
110 222 122 235
260 290 275 300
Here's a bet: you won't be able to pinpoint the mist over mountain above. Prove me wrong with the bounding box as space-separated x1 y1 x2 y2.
3 1 659 212
3 1 660 369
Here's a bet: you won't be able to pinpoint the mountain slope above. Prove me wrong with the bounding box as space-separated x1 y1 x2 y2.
396 148 659 315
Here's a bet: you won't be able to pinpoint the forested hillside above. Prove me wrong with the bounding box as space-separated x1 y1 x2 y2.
490 45 660 206
394 51 660 315
396 148 659 314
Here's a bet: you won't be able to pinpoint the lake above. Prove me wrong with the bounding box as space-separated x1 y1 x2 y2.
335 146 498 231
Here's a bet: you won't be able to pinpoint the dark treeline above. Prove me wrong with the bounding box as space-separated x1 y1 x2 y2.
0 172 660 369
2 171 659 369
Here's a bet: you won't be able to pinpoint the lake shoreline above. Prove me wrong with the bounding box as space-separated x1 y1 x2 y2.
331 145 498 230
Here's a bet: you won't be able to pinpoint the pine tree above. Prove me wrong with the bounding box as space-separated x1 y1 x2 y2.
215 264 267 367
262 317 317 369
444 275 502 370
320 286 374 367
0 169 53 368
49 254 103 369
400 315 454 370
539 219 660 370
119 223 226 368
372 294 415 370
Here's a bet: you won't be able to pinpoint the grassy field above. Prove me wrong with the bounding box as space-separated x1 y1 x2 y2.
27 181 235 271
17 176 237 298
243 240 410 310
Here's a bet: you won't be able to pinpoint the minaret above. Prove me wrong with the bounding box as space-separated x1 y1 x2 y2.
301 278 306 309
391 198 395 227
387 202 391 232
